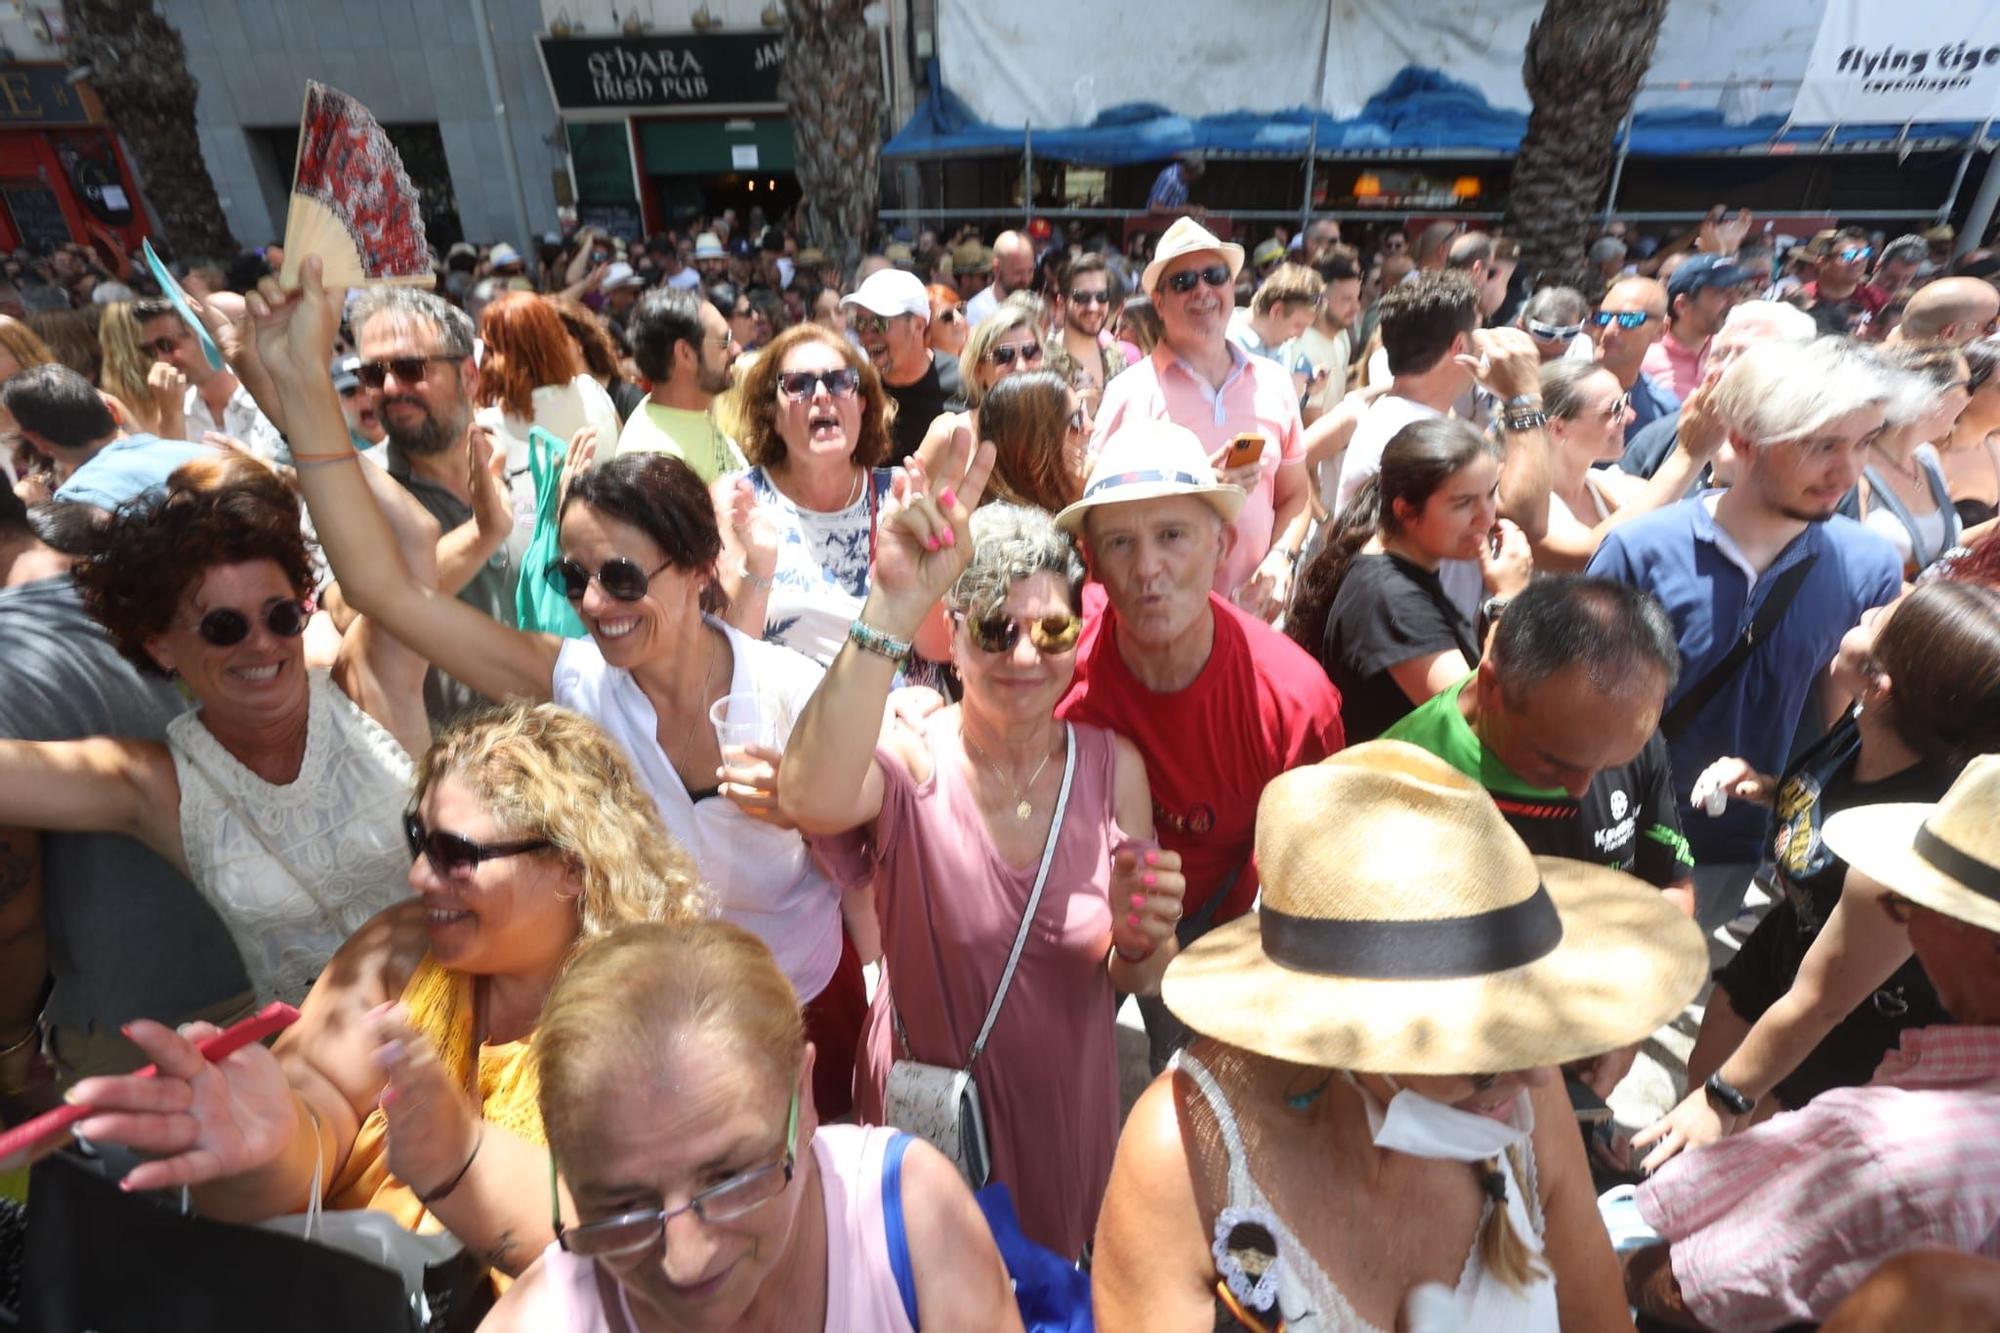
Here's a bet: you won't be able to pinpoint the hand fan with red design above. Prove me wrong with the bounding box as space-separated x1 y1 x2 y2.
279 81 434 289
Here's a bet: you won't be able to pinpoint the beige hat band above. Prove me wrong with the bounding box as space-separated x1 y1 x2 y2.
1916 823 2000 902
1262 883 1563 980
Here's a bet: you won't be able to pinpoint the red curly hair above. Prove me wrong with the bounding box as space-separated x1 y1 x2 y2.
73 457 316 678
477 291 583 419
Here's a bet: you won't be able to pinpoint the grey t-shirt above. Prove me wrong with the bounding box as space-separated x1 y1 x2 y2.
0 577 249 1030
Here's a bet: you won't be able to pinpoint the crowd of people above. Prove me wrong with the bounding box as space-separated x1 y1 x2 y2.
2 192 1999 1332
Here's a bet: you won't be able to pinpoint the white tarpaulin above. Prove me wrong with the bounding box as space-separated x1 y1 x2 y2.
937 0 1838 129
1793 0 2000 124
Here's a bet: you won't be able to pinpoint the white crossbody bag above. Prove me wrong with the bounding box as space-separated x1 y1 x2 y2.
883 724 1076 1188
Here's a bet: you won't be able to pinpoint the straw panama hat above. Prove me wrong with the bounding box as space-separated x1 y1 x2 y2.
1822 753 2000 936
1161 741 1708 1075
1142 216 1246 298
1053 419 1246 536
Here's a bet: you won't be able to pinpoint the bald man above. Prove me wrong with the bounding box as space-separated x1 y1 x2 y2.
964 229 1034 325
1594 276 1678 443
1892 276 2000 345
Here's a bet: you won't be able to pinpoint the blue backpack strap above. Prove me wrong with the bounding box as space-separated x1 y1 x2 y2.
881 1131 921 1331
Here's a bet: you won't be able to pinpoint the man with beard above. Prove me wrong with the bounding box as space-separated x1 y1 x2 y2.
1056 253 1125 415
352 286 516 722
614 287 745 484
1587 337 1901 928
842 268 964 464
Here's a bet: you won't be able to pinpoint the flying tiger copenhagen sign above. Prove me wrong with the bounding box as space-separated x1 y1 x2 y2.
1794 0 2000 124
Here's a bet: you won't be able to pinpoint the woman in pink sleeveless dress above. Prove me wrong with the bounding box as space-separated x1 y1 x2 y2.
781 436 1187 1259
482 921 1020 1332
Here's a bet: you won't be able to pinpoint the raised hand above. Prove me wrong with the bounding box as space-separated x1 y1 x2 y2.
1458 327 1543 402
468 425 514 541
371 1002 481 1204
1110 846 1185 964
712 473 778 584
67 1018 298 1192
1481 517 1533 598
241 257 347 418
868 420 996 625
559 425 599 506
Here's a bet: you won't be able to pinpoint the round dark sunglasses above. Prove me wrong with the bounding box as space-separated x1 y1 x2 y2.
778 368 860 399
196 598 313 648
960 611 1083 655
545 556 673 603
985 342 1044 368
404 812 551 879
1164 264 1233 295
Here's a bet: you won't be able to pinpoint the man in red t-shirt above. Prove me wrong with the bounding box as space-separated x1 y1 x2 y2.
1055 419 1344 1067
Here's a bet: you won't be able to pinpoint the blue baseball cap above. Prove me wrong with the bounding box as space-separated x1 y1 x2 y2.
1667 253 1751 301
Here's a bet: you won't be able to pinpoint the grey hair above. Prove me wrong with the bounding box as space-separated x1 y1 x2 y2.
1711 336 1895 447
1538 358 1616 420
1521 285 1587 326
945 503 1085 619
1719 299 1817 344
1880 234 1929 268
349 287 475 359
1588 236 1627 264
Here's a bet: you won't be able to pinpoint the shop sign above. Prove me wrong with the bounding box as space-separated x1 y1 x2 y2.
539 32 786 112
0 65 95 127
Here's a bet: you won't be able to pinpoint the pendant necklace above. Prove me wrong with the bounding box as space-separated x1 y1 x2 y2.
965 728 1055 820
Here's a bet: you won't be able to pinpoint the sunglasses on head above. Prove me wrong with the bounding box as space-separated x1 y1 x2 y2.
355 354 465 390
1163 263 1233 295
778 368 860 399
1591 310 1654 330
959 610 1083 655
404 812 551 879
1068 289 1111 306
196 598 313 648
1525 319 1581 342
986 341 1044 368
544 555 673 603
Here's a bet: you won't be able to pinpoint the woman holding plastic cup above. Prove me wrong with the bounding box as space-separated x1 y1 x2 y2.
238 261 866 1116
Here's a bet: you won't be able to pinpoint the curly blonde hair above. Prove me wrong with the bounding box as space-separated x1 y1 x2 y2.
415 704 707 946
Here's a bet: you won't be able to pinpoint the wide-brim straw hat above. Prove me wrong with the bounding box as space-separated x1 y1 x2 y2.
1053 419 1246 535
1162 742 1708 1075
1822 753 2000 936
1142 216 1245 298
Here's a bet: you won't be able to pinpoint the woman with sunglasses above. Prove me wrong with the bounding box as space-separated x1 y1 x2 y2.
1848 340 1968 579
973 369 1088 514
484 919 1020 1332
0 454 432 1006
235 266 870 1118
906 305 1053 494
66 704 705 1284
782 465 1186 1259
927 282 969 360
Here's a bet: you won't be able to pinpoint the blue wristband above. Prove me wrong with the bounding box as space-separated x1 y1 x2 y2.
847 620 911 663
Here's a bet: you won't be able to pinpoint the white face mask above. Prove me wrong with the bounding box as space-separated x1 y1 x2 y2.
1351 1075 1536 1163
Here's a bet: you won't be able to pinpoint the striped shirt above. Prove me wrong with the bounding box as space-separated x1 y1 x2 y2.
1638 1026 2000 1331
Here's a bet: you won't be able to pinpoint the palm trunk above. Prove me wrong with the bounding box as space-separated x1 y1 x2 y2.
781 0 883 278
63 0 237 259
1505 0 1666 297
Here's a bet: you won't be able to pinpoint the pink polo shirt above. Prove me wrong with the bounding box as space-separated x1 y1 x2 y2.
1640 327 1708 402
1089 342 1304 600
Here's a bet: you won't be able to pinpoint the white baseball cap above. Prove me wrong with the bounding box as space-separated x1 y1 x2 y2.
841 269 930 321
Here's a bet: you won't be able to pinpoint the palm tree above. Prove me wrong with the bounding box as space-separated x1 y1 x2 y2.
780 0 883 277
64 0 237 259
1505 0 1667 296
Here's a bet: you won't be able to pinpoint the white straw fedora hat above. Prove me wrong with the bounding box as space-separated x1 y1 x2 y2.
1822 753 2000 935
1162 741 1708 1074
1142 216 1246 298
1052 419 1246 535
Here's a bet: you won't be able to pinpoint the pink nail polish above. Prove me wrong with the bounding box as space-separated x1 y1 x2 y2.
1127 914 1140 927
1129 894 1146 908
924 535 939 551
940 527 956 548
1145 851 1159 866
1143 873 1157 887
938 487 957 510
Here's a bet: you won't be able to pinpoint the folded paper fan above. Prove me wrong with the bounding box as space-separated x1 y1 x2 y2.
279 82 434 290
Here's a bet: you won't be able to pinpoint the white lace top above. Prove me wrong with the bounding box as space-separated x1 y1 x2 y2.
1177 1051 1559 1333
167 669 415 1005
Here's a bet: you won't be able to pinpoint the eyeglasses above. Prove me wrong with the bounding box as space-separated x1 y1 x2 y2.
194 598 313 648
1067 289 1111 306
985 341 1044 369
552 1092 799 1257
404 812 552 880
1525 319 1581 342
354 355 466 389
1839 246 1873 264
850 313 893 336
1591 310 1656 330
1586 393 1631 421
544 555 674 603
777 368 860 399
1163 264 1233 295
958 610 1083 655
1066 405 1088 434
143 334 184 358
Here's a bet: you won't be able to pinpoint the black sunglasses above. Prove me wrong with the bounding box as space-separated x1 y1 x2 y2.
960 611 1083 655
545 556 673 603
196 598 313 648
1068 289 1111 306
404 812 551 879
354 354 466 390
986 342 1044 368
777 368 860 399
1163 264 1233 295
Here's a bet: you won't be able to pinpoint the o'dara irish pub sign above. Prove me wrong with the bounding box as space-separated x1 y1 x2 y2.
538 31 787 113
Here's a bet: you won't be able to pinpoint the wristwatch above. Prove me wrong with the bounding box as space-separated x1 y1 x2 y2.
1481 596 1510 624
1704 1071 1757 1117
1501 409 1548 433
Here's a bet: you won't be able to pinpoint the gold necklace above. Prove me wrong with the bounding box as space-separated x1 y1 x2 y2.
1871 441 1924 485
963 726 1057 821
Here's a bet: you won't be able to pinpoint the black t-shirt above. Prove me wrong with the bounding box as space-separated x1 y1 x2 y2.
1319 552 1478 742
1498 734 1689 887
884 351 966 464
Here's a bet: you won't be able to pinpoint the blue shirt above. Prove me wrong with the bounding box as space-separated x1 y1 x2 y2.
1624 371 1680 444
1148 163 1190 210
1587 495 1901 865
53 433 213 510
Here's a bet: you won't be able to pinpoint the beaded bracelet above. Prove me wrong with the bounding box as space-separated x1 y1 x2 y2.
847 619 911 662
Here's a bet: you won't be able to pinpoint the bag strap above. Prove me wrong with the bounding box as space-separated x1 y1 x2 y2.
1661 553 1818 741
881 1132 921 1332
967 724 1075 1069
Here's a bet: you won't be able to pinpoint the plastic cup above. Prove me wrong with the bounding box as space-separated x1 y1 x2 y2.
709 693 769 761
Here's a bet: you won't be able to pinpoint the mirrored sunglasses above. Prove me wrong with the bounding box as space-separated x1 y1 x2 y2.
196 598 313 648
1591 310 1654 330
962 611 1083 655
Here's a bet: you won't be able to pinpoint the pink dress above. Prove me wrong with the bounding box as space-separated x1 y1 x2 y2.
511 1124 917 1332
816 716 1139 1259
